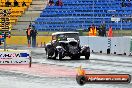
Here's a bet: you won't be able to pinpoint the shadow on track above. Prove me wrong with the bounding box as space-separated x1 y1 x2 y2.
47 58 89 61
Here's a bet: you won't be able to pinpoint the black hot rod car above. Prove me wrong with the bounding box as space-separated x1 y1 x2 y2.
45 32 90 60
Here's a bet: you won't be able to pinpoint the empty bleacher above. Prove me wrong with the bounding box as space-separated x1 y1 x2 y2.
34 0 132 31
0 0 32 25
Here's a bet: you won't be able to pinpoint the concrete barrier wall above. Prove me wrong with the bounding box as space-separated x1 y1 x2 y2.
80 36 132 56
110 37 132 55
80 36 109 54
3 35 132 56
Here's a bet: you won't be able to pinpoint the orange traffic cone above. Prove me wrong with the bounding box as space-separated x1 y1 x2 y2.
108 26 113 37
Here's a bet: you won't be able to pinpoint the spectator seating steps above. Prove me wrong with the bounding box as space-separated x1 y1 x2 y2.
31 1 47 5
28 5 45 11
18 17 34 21
22 11 41 18
12 24 29 30
13 0 47 30
16 21 32 25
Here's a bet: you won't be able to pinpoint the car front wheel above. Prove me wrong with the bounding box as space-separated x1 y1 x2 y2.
85 53 90 60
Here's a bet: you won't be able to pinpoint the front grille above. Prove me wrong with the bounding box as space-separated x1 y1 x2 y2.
69 47 79 54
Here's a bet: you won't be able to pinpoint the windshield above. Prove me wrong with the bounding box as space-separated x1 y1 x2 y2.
57 33 79 41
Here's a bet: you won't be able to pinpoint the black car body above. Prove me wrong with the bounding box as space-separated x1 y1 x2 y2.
45 32 90 60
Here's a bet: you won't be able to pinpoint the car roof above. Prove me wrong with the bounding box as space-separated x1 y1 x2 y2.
52 32 79 36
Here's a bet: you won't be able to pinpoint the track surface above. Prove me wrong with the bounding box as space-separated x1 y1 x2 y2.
0 46 131 88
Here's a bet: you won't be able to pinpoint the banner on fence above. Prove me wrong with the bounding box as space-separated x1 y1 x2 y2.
0 49 31 64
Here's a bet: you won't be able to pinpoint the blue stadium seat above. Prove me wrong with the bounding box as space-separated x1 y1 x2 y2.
34 0 132 31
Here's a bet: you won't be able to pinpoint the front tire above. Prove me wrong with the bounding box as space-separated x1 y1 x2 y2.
85 53 90 60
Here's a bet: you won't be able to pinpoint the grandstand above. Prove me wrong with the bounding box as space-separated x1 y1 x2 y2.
33 0 132 31
0 0 132 32
0 0 47 30
13 0 47 30
0 0 32 25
